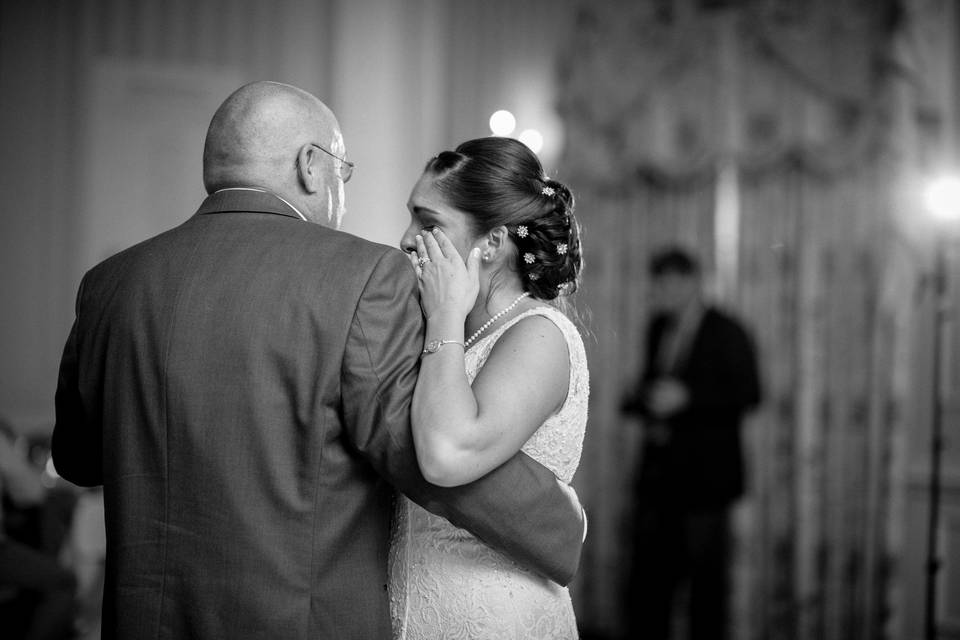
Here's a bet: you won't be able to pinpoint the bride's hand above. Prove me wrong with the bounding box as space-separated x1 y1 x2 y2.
410 229 480 322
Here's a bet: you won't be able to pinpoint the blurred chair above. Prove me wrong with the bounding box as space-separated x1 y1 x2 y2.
0 420 78 640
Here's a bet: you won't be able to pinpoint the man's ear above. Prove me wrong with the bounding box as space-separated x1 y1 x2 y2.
296 143 320 194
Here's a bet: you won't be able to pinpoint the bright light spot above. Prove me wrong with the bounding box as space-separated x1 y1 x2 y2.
518 129 544 154
924 176 960 222
489 110 516 136
45 456 60 479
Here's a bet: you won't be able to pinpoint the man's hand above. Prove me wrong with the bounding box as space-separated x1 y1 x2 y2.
646 377 690 418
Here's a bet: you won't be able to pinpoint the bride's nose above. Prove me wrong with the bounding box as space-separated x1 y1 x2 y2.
399 225 419 253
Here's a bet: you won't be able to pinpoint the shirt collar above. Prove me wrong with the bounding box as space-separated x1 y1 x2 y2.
210 187 309 221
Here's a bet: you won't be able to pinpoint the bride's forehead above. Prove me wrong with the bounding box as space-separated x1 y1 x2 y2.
409 177 451 210
411 173 441 195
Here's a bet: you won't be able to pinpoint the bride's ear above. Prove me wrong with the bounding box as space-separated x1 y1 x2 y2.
483 226 509 260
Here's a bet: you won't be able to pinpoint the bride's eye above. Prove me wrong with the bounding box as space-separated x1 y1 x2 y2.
421 225 437 233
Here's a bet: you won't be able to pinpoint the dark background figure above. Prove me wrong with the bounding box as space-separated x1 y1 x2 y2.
0 419 77 640
621 247 762 640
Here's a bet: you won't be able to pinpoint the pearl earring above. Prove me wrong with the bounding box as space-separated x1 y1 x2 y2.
482 253 490 261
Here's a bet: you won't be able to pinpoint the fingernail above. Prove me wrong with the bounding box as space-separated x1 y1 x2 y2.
432 228 440 235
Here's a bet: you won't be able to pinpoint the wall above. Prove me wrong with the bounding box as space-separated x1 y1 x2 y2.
0 0 574 433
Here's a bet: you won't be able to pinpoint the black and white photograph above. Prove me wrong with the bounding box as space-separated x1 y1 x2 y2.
1 1 958 639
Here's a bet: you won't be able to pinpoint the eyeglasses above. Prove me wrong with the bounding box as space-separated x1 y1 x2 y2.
311 143 354 183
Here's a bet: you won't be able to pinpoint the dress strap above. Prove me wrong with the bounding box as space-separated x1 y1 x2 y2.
487 305 577 345
480 305 583 395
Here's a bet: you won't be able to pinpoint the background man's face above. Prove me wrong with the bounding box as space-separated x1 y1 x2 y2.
649 272 699 316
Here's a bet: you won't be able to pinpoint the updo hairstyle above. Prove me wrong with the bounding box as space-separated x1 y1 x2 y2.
424 137 582 301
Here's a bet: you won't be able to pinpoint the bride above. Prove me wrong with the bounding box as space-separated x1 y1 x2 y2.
389 136 589 639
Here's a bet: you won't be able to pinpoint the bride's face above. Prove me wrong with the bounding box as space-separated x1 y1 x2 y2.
401 173 481 261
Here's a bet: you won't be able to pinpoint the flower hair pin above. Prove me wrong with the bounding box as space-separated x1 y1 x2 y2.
515 225 529 238
541 186 555 197
523 252 536 264
556 243 568 255
528 273 540 281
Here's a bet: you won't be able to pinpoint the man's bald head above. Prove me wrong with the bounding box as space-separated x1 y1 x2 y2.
202 81 346 225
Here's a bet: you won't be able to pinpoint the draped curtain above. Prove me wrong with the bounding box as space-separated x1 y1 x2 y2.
556 1 935 637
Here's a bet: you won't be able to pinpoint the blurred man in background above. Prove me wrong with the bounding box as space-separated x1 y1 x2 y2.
622 247 762 640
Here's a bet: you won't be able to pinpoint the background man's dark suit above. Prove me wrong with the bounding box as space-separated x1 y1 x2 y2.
624 306 761 640
52 190 583 639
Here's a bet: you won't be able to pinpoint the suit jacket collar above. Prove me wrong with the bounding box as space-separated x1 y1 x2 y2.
194 188 307 221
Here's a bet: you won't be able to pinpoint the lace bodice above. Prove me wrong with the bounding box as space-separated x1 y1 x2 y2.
388 305 589 640
464 306 588 483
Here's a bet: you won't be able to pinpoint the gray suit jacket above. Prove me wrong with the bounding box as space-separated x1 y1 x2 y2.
52 190 583 639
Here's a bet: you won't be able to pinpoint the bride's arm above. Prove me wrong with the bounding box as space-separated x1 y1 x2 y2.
412 230 569 487
415 317 569 487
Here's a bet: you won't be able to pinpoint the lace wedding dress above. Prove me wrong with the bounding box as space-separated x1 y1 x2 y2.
389 306 589 640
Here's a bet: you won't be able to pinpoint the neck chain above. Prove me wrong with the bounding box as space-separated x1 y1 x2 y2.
465 292 530 348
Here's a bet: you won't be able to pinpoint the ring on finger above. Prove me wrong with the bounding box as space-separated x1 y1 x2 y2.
418 256 432 268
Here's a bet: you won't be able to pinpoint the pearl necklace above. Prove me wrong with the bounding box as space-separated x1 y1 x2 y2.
464 291 530 348
465 292 530 348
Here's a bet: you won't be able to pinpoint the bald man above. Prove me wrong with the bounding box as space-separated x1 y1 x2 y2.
51 82 585 640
